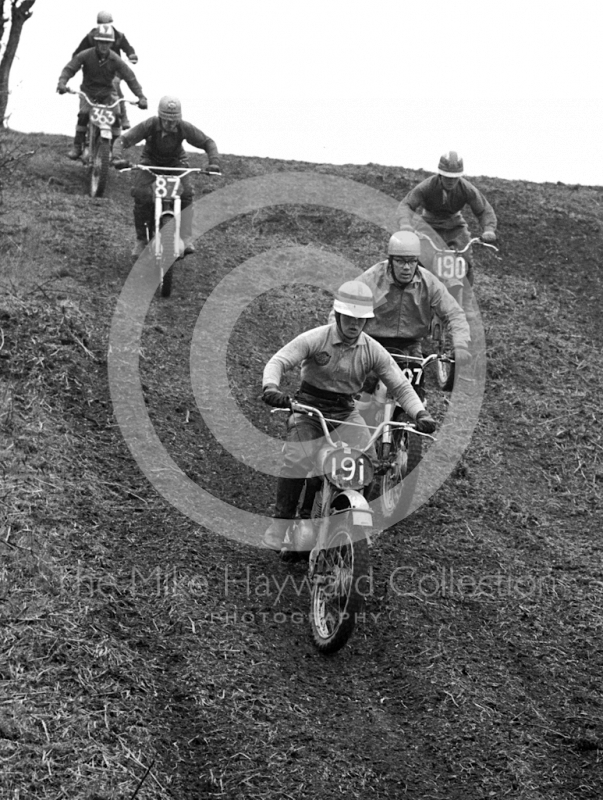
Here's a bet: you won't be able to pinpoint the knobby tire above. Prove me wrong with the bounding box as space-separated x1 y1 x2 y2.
158 215 176 298
436 321 455 391
89 134 110 198
310 520 370 655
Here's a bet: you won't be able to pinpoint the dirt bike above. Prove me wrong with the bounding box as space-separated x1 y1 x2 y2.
119 164 221 297
359 352 444 525
68 90 138 197
274 401 433 654
418 234 499 391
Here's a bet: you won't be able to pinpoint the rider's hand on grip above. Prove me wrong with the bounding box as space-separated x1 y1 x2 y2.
454 347 472 368
113 159 131 170
262 384 291 410
481 230 497 243
138 96 148 110
128 54 139 64
415 410 436 434
57 83 68 94
207 164 221 174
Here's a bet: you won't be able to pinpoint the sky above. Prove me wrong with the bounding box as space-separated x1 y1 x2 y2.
5 0 603 186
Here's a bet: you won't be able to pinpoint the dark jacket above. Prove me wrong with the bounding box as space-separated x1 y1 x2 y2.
73 27 136 60
397 175 497 233
121 117 220 168
58 49 144 101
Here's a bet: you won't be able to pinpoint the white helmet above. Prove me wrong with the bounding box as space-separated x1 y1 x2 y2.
438 151 464 177
93 23 115 42
333 281 374 318
388 231 421 258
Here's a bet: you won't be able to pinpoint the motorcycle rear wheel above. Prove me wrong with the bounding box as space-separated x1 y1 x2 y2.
89 135 110 198
310 521 370 655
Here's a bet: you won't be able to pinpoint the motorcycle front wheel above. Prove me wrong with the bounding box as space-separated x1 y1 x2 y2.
157 213 176 298
309 521 370 655
89 131 110 198
377 427 422 521
435 320 455 391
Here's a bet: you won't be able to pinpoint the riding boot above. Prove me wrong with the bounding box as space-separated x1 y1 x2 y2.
273 477 305 519
68 130 86 160
120 100 130 130
132 204 149 257
263 477 306 550
180 204 195 254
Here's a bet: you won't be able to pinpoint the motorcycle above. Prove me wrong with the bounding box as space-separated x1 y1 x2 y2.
418 234 499 391
119 164 221 297
274 401 433 654
68 89 138 197
359 352 444 525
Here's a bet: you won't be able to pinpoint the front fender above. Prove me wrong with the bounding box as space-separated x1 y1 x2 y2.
332 490 372 527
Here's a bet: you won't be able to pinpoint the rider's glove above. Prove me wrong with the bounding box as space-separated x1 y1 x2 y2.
112 158 131 170
481 230 497 243
128 53 139 64
415 410 436 434
138 96 148 109
207 164 221 174
454 347 472 368
262 384 291 409
56 83 68 94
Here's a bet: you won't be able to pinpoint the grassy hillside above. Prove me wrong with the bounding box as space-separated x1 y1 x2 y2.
1 130 602 799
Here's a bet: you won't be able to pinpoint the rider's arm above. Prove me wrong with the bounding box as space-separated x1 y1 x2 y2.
396 179 430 229
119 118 153 149
180 122 220 168
428 273 471 350
58 53 85 86
465 182 497 235
116 30 137 59
262 330 315 389
114 56 145 102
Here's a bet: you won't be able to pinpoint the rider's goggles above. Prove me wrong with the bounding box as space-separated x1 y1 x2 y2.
391 256 419 265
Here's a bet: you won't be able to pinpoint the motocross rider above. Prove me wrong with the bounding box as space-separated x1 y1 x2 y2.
113 96 221 258
396 151 498 302
72 10 139 130
56 24 148 160
329 232 472 398
261 280 436 551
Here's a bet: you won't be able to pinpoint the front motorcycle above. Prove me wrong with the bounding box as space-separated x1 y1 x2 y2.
119 164 221 297
274 401 430 654
69 90 137 197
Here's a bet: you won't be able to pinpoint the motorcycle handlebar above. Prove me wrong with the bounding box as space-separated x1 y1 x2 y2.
117 164 222 177
273 401 433 446
388 352 455 367
417 231 499 255
67 89 138 108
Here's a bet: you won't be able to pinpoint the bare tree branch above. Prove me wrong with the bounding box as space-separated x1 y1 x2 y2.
0 0 37 126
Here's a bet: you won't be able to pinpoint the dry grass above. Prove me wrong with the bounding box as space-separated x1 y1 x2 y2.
1 133 603 798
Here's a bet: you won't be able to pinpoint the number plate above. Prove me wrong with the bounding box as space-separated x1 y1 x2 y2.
90 106 115 126
328 449 373 490
154 175 182 199
435 251 466 280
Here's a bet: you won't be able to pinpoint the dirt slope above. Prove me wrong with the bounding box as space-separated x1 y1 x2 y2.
1 131 603 799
